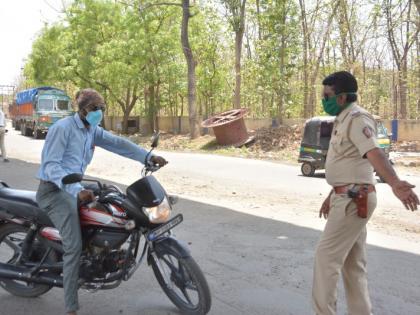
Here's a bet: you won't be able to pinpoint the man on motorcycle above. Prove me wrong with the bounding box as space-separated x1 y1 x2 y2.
36 88 167 315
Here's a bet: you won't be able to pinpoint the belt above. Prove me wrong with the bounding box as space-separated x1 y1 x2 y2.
40 180 54 185
334 184 376 194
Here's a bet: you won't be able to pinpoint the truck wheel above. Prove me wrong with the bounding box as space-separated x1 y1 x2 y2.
301 163 316 177
33 128 42 139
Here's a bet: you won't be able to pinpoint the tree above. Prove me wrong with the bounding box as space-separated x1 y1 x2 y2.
138 0 200 138
181 0 200 138
222 0 247 109
299 0 339 118
383 0 419 118
247 0 300 122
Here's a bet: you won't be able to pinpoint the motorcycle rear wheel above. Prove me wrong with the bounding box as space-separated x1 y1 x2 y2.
151 250 211 315
0 224 57 297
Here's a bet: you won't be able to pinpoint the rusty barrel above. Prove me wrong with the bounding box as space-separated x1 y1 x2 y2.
201 108 250 146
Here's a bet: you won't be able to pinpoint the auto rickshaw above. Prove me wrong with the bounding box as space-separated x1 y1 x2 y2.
298 115 391 177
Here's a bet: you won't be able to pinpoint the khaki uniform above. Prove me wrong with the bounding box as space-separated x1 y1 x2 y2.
312 103 380 315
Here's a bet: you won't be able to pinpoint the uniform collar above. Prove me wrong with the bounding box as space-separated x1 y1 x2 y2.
336 102 357 123
74 113 86 129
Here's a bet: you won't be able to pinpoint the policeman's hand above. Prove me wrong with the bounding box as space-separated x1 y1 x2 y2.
78 190 95 203
150 155 168 167
319 196 331 219
391 180 419 211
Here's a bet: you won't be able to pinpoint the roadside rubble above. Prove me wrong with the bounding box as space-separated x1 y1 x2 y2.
247 125 302 152
123 127 419 168
392 141 419 152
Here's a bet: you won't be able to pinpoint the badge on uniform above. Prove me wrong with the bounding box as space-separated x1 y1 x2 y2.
362 126 372 138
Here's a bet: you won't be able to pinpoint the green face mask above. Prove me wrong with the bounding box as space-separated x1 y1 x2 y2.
322 93 356 116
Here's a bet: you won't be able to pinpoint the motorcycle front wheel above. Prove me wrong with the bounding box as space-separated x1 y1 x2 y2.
150 248 211 315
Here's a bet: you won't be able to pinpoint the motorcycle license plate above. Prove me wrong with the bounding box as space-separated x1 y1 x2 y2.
147 214 183 241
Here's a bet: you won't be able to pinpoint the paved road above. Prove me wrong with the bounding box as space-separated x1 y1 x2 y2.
3 121 420 243
0 123 419 314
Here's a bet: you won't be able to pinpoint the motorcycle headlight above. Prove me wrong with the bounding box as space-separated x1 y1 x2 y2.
143 197 172 224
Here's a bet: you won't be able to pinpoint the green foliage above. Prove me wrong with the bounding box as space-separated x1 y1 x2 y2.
23 0 420 125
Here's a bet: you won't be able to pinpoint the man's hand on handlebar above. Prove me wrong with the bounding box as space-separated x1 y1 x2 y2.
78 189 95 204
150 155 168 168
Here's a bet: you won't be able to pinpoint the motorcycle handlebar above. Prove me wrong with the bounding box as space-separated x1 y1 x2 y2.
145 161 161 173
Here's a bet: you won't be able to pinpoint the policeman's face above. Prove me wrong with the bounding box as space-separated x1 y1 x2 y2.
322 85 347 107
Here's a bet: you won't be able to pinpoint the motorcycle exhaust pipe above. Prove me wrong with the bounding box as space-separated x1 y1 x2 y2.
0 262 63 287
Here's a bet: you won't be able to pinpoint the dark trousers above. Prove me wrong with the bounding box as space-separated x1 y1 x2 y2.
36 181 82 313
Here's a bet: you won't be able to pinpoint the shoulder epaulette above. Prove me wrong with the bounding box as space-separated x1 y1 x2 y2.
351 110 362 117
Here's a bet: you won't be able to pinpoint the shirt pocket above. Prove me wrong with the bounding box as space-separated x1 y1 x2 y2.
330 132 344 154
331 131 357 157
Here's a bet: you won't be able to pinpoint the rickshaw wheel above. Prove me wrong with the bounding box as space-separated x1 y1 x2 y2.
301 163 316 177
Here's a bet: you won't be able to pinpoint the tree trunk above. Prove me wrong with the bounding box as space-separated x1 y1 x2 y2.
392 67 398 118
256 0 262 40
399 60 408 119
277 1 286 123
148 85 155 133
417 34 420 116
299 0 310 117
155 80 161 131
122 110 130 134
234 25 244 108
180 93 184 134
181 0 199 139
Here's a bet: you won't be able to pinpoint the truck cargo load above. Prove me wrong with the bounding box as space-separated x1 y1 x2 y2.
9 86 73 139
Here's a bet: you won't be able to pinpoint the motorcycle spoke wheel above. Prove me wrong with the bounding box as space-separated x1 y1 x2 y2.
160 254 200 307
151 250 211 315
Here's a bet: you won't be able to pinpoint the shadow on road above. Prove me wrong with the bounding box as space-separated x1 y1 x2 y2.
0 159 419 315
297 172 326 179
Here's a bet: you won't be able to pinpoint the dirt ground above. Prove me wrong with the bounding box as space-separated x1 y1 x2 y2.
126 126 420 168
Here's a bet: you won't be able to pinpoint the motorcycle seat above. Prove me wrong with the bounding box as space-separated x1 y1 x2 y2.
0 187 54 226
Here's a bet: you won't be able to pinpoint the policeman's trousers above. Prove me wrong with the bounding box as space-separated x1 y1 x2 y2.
312 191 377 315
36 181 82 313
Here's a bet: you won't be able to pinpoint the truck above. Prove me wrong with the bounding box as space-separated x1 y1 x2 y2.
10 87 73 139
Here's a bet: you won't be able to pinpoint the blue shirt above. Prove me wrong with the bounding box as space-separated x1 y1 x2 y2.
38 113 151 196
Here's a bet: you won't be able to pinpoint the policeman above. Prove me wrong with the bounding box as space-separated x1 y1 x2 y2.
312 71 419 315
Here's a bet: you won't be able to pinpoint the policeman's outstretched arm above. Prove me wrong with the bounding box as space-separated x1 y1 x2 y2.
366 148 419 211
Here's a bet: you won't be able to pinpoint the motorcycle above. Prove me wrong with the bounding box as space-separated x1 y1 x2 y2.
0 134 211 315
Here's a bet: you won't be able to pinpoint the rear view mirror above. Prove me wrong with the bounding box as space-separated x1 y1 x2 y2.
62 173 83 185
151 132 160 148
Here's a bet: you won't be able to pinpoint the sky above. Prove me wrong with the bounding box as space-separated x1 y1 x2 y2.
0 0 69 86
